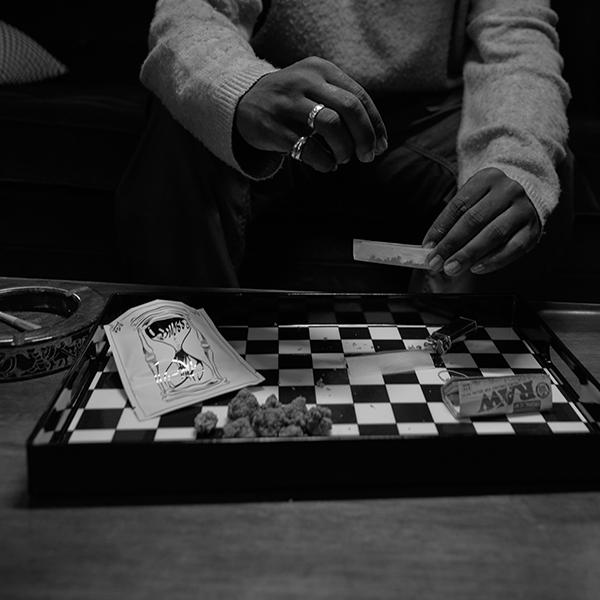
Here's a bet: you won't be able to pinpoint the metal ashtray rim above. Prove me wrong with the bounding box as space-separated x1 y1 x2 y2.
0 286 102 346
0 284 106 381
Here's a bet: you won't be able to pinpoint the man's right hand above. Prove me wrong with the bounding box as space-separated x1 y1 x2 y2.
234 56 388 172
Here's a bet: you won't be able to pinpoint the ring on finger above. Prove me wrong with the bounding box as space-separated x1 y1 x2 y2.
307 103 326 130
290 134 311 161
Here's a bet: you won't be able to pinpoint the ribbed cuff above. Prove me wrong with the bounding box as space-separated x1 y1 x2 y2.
211 61 283 179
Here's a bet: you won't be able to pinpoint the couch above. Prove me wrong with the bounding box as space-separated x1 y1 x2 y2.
1 3 154 282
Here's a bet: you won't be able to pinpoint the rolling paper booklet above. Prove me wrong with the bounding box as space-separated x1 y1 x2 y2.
104 300 264 420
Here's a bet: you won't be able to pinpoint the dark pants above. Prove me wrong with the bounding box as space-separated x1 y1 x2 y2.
116 91 573 294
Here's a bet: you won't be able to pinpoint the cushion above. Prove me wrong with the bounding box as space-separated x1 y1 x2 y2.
0 21 67 84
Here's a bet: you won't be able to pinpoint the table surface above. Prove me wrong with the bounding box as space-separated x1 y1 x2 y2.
2 278 600 600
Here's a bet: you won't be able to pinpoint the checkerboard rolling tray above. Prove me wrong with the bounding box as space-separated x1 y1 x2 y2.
26 292 600 497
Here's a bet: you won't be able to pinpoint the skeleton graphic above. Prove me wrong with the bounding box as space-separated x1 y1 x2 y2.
131 305 225 400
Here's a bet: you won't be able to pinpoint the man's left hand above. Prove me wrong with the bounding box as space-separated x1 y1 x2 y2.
422 168 541 276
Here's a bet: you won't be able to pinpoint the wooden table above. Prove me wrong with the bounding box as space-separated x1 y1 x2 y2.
2 278 600 599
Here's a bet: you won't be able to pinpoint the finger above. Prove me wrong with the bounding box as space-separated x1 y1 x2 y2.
277 125 309 154
322 66 388 153
422 173 494 248
439 208 526 277
295 134 337 173
470 227 537 274
311 106 354 164
290 98 355 165
315 82 377 162
426 189 512 271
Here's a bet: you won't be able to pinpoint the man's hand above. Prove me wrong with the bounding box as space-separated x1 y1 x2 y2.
422 168 541 276
234 56 387 172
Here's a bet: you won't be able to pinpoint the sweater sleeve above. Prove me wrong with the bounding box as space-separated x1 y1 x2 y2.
140 0 283 179
458 0 571 227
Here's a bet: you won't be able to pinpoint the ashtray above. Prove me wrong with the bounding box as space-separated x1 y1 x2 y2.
0 284 105 381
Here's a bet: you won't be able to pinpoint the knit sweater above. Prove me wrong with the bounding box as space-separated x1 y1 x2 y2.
140 0 570 226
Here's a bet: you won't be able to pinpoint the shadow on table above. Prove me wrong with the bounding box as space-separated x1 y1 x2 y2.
21 479 600 509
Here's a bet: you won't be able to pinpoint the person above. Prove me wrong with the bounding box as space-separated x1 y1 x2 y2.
117 0 572 293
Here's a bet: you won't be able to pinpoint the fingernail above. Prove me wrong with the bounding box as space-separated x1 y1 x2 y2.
360 150 375 163
428 255 443 271
444 260 461 276
423 241 435 250
376 137 388 154
471 263 485 274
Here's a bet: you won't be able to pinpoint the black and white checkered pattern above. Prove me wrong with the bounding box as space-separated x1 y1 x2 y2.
34 318 595 445
0 21 67 84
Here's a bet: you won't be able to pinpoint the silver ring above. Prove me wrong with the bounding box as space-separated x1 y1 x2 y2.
290 135 310 161
307 103 325 130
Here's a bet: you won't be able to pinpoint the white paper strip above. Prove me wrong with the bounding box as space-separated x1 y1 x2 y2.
353 239 433 269
346 350 434 376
